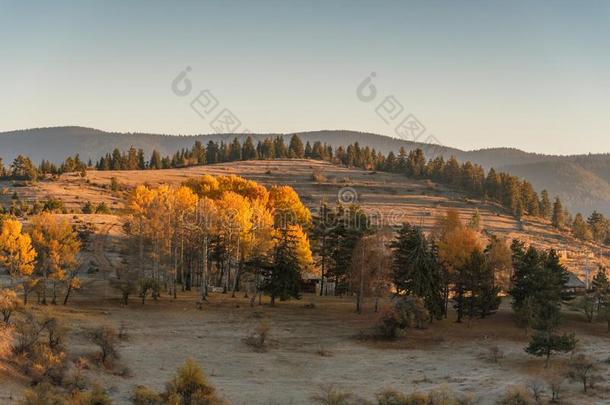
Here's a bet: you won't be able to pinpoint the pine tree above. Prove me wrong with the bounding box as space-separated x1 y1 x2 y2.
551 197 564 229
149 150 162 170
273 136 288 158
262 230 302 305
572 213 592 240
241 136 257 160
540 190 551 219
592 267 609 313
304 141 313 158
288 135 305 158
511 243 575 366
229 138 242 161
390 224 443 319
206 141 219 164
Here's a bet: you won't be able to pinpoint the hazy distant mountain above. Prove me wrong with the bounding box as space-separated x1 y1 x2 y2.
1 126 609 215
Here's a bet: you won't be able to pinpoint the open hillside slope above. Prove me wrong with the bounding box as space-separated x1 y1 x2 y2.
4 159 608 279
2 126 609 215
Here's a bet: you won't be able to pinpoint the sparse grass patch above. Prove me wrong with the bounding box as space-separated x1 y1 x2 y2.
312 384 353 405
497 385 534 405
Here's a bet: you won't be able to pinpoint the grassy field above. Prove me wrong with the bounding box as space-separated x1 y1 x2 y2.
1 292 610 404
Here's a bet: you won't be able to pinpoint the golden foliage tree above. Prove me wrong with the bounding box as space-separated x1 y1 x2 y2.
0 218 37 303
30 213 80 305
124 175 313 304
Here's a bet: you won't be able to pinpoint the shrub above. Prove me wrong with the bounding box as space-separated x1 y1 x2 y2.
0 325 13 359
110 177 120 192
13 311 53 355
312 384 353 405
0 289 19 324
243 320 271 352
427 387 474 405
311 169 327 182
89 325 119 366
544 371 565 403
28 342 68 384
20 383 67 405
73 385 112 405
395 296 429 330
487 345 505 363
376 387 473 405
525 380 544 403
376 307 403 339
164 358 224 404
42 198 64 213
132 385 163 405
567 354 601 393
63 367 90 393
497 386 534 405
95 202 111 214
81 201 94 214
376 388 412 405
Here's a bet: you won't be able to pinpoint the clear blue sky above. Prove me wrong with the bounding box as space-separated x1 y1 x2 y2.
1 0 609 154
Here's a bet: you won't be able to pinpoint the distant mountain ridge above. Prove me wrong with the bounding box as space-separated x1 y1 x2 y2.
1 126 609 216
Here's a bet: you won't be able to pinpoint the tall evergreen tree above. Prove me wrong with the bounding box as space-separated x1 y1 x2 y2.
551 197 564 229
288 135 305 158
241 136 257 160
262 230 303 305
390 223 443 319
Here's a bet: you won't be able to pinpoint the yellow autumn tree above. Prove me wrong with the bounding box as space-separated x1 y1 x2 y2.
218 191 253 295
283 224 314 272
268 185 311 229
172 186 199 297
127 185 156 279
123 175 313 304
0 219 37 303
30 213 80 305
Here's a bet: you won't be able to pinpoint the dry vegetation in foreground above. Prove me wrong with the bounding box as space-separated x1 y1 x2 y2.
2 292 610 404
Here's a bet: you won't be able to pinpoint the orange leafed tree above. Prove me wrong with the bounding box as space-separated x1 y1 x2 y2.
0 219 37 303
434 209 482 316
30 213 80 305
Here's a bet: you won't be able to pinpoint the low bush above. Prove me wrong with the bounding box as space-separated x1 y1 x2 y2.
89 325 119 367
243 320 271 352
132 385 163 405
497 386 534 405
164 358 225 404
312 384 353 405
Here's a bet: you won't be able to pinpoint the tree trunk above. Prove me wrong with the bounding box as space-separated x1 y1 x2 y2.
42 269 48 305
319 237 325 296
52 281 57 305
22 282 29 305
138 220 144 280
201 236 208 301
63 282 73 305
173 240 178 299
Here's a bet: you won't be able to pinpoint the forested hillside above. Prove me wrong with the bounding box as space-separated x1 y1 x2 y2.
1 126 609 215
